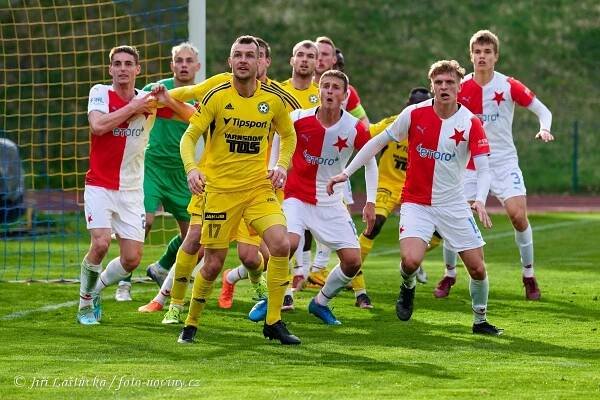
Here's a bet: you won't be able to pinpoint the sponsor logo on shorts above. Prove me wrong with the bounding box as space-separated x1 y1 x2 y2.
204 212 226 221
267 197 277 202
416 143 455 161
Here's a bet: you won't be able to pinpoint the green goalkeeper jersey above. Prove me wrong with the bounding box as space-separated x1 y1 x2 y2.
142 78 194 169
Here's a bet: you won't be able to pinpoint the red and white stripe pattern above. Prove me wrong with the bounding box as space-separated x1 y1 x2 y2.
86 84 153 190
286 107 371 205
384 99 490 206
459 71 535 168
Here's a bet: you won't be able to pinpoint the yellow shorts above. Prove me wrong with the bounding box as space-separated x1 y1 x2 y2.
201 186 286 248
187 193 205 225
375 182 402 218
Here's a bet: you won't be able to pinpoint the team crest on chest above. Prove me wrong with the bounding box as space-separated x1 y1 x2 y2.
492 91 505 105
257 102 269 114
333 136 349 152
308 94 319 104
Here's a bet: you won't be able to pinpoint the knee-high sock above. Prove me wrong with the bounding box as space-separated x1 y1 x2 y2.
152 266 175 305
358 234 374 261
184 273 214 327
470 276 489 324
350 270 366 296
94 257 129 293
400 263 417 289
316 264 353 306
266 256 289 325
515 225 534 277
159 234 183 270
443 242 458 278
170 248 197 307
79 258 101 308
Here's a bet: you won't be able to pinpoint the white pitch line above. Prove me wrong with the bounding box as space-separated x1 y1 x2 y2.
0 301 78 321
369 219 589 257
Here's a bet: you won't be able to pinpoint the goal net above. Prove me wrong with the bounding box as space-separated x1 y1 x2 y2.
1 0 191 281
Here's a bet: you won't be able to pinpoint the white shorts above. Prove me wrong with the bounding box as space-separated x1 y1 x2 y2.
464 164 526 204
399 202 485 252
313 241 333 268
342 180 354 205
283 197 359 250
84 185 145 242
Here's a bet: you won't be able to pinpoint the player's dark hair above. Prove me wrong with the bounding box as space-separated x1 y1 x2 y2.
230 35 259 56
255 37 271 59
406 87 431 106
334 48 345 72
320 69 348 92
109 45 139 64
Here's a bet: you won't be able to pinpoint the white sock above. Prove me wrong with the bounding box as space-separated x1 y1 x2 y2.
94 257 130 293
152 267 175 305
302 250 312 277
227 264 248 284
443 243 458 278
191 259 203 278
354 289 366 298
470 276 489 324
400 263 417 289
79 258 102 309
515 225 534 277
285 287 293 297
316 264 352 306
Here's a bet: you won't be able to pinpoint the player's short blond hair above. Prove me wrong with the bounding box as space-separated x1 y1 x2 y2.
428 60 465 83
315 36 336 51
292 40 318 57
109 45 139 64
320 69 348 92
469 30 500 54
171 42 199 60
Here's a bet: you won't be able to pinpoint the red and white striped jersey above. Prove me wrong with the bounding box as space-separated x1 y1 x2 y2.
459 71 535 168
86 84 154 191
384 99 490 206
286 107 371 205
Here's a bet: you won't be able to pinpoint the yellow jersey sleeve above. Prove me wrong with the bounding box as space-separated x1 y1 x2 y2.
170 72 231 103
271 100 296 170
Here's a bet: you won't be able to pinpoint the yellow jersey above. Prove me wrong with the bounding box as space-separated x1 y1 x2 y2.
180 79 296 192
369 114 408 187
169 72 231 103
278 79 320 109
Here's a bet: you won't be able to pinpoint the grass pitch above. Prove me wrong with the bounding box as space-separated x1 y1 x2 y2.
1 212 599 399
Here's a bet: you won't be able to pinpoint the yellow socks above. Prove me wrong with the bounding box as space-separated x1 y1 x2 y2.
170 248 197 307
266 255 289 325
184 273 214 327
358 234 374 261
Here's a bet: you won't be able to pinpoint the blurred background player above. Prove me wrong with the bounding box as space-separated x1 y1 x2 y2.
356 88 439 307
434 30 553 300
329 59 503 335
116 42 200 305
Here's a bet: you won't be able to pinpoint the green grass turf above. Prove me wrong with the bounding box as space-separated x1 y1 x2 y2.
1 212 599 399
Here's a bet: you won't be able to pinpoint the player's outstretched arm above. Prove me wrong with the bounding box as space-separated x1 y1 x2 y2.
528 98 554 143
152 84 195 121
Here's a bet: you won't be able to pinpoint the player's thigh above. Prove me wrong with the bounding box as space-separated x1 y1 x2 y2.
282 197 309 237
491 165 527 203
434 203 485 253
245 187 286 238
84 185 115 230
113 189 145 242
307 203 359 251
143 166 162 214
399 202 436 244
158 168 192 222
201 192 244 249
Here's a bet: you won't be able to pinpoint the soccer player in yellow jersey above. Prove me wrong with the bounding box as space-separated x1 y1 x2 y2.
357 88 441 281
177 36 300 345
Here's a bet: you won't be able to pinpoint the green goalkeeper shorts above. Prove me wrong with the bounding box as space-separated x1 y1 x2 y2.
144 163 191 222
